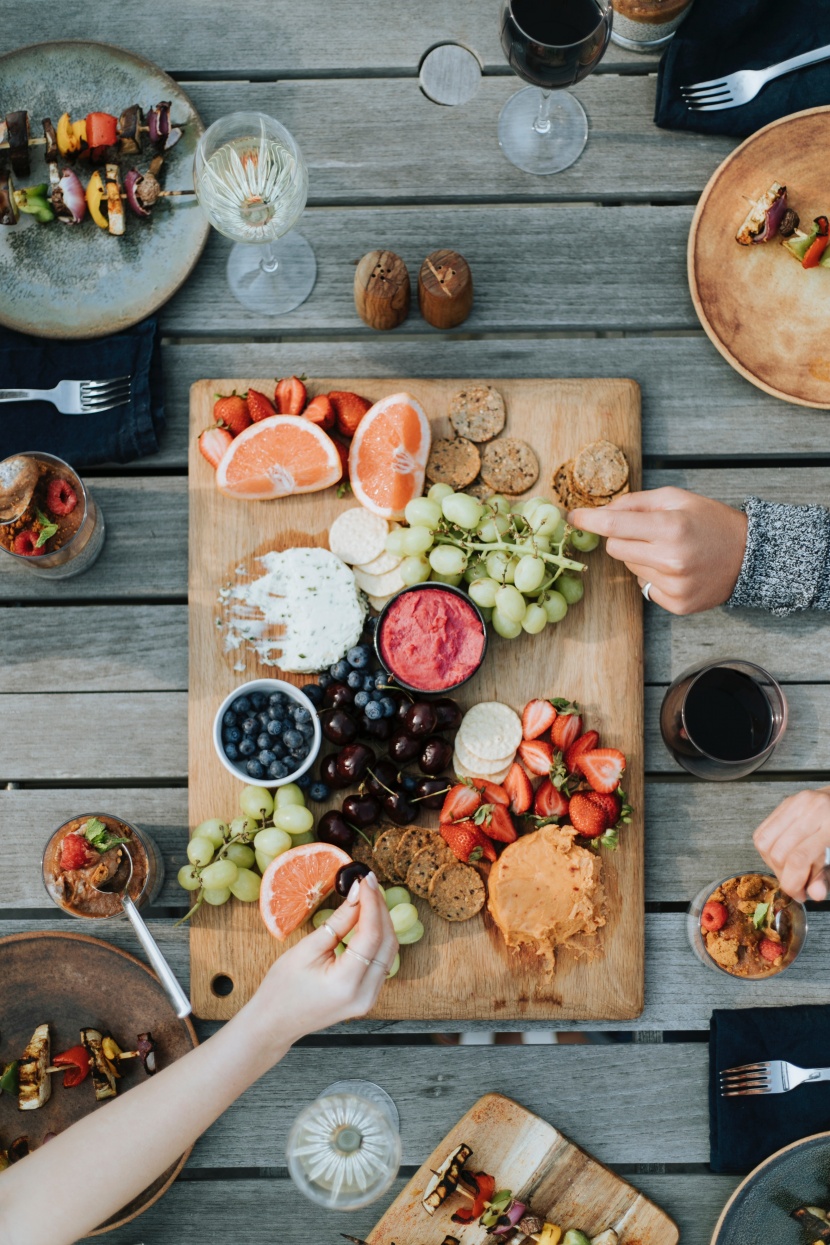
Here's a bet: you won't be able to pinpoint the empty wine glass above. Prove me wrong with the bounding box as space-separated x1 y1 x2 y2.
193 111 316 315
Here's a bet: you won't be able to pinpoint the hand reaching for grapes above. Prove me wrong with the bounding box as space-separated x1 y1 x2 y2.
568 487 748 615
753 788 830 902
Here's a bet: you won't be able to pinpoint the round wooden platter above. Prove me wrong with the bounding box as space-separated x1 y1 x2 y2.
688 106 830 409
710 1131 830 1244
0 929 197 1234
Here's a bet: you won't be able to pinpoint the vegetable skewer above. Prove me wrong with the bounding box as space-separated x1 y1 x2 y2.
0 102 185 171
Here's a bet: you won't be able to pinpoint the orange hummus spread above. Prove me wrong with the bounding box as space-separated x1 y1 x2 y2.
487 823 606 971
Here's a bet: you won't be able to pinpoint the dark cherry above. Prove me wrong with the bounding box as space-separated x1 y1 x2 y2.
395 697 412 724
335 861 371 897
320 753 354 789
342 793 381 828
433 698 462 732
362 714 394 742
419 736 454 776
388 730 422 763
383 790 419 825
414 777 451 809
324 681 356 709
403 701 439 737
317 810 356 851
365 758 400 799
321 708 358 745
336 743 375 782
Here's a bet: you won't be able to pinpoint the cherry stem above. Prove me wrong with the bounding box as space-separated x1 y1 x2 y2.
365 767 396 798
411 784 451 804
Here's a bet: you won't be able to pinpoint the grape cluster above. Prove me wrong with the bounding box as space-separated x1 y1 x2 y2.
387 483 599 639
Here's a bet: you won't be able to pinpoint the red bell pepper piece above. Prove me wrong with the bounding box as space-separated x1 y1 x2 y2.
53 1044 90 1088
452 1170 496 1224
803 216 829 268
85 112 117 160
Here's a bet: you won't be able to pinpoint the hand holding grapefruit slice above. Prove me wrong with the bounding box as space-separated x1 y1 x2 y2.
349 392 431 519
215 415 342 501
259 841 351 940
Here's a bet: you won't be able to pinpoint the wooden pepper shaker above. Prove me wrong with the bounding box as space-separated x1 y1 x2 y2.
418 249 473 329
354 249 410 330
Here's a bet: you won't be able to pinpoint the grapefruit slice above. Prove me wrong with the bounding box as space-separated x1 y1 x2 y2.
215 415 342 500
349 392 431 519
259 841 351 940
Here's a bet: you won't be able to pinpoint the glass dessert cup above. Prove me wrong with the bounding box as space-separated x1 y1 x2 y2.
42 814 163 921
611 0 694 49
688 873 807 979
0 451 105 578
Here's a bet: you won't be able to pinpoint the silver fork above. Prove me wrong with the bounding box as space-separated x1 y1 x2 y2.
682 42 830 111
720 1060 830 1097
0 376 131 415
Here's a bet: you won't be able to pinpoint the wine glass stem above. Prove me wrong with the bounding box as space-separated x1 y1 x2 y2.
260 242 280 275
533 90 553 135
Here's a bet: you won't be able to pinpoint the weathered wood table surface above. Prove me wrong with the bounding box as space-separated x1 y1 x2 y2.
1 6 828 1242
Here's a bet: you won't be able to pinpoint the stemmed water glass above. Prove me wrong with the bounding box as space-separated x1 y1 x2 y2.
193 111 316 316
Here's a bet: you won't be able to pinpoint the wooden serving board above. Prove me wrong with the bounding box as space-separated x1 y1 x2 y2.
188 377 643 1021
367 1092 678 1244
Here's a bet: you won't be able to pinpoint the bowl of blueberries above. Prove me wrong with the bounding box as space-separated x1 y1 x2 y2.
213 678 322 788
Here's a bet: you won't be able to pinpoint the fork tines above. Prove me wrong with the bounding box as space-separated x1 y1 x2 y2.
719 1063 772 1097
81 377 132 411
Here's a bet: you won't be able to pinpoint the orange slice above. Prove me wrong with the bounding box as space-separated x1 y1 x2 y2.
348 392 431 519
259 841 351 940
215 415 342 500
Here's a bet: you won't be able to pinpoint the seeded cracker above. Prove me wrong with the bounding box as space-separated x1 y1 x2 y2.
407 839 455 899
394 827 438 882
572 440 629 498
372 826 408 883
426 437 481 490
480 438 539 495
428 861 486 921
448 384 506 442
350 835 389 883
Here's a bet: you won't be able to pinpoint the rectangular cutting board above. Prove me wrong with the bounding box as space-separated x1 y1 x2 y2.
366 1092 678 1245
188 377 643 1021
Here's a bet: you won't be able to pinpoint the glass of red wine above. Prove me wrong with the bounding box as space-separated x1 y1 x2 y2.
499 0 613 175
660 659 788 781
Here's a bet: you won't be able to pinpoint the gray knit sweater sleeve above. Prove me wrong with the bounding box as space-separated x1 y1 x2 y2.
727 497 830 615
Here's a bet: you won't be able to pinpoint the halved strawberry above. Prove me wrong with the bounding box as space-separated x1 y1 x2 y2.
247 388 277 422
328 391 371 439
521 698 557 740
551 710 583 751
274 375 307 415
503 762 533 815
564 729 599 776
479 803 517 844
533 779 569 820
580 748 626 795
440 783 482 824
568 791 610 839
440 819 497 864
304 393 335 431
213 393 251 437
479 781 509 806
517 738 554 777
198 426 233 469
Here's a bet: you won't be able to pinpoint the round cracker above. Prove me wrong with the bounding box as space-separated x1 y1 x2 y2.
572 440 629 499
407 839 455 899
454 733 514 777
329 507 389 566
357 548 402 575
428 861 486 922
426 437 481 491
354 563 406 597
394 827 438 882
368 593 395 613
372 826 409 883
480 438 539 495
448 384 506 442
457 702 522 762
453 750 512 785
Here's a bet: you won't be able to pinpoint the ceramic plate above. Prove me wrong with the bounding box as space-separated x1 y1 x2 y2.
711 1132 830 1244
0 929 197 1234
0 39 208 339
688 106 830 409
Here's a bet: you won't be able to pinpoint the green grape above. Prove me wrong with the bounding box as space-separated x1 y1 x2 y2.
389 902 419 935
558 573 585 604
384 886 410 909
255 849 275 874
400 555 432 586
431 571 463 586
187 836 215 867
226 842 256 869
405 497 442 528
485 550 511 583
291 830 315 846
429 545 467 576
203 886 231 906
401 526 434 556
341 927 355 944
463 556 487 584
549 518 567 544
477 513 509 543
386 951 401 978
177 865 202 892
528 502 564 536
229 867 262 902
273 805 314 835
200 859 239 890
441 492 484 530
428 481 454 503
492 609 523 639
229 816 258 842
487 494 511 515
385 528 408 557
194 819 228 848
276 783 307 809
334 942 346 957
254 827 293 858
495 584 527 624
239 785 275 819
521 497 548 523
312 907 336 929
540 590 568 623
514 555 546 594
570 528 600 552
510 500 529 518
522 603 548 634
397 919 425 945
468 576 500 609
479 605 493 623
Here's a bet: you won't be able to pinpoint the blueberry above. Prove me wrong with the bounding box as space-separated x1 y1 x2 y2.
222 709 238 728
369 690 384 702
299 722 315 740
268 761 287 779
246 759 265 779
364 615 378 635
271 740 286 758
283 729 304 749
374 672 388 690
302 683 324 706
401 773 417 792
224 743 239 761
379 696 396 719
241 717 258 736
330 659 350 682
318 671 333 688
224 725 242 744
296 772 312 790
266 719 282 737
347 645 370 669
354 690 370 709
362 674 376 691
259 749 277 767
250 692 267 711
257 732 271 750
293 705 311 724
347 670 363 689
268 691 286 707
239 737 256 757
365 700 383 720
231 696 251 714
309 781 331 801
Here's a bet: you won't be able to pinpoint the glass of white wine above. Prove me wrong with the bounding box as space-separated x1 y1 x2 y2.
193 111 316 316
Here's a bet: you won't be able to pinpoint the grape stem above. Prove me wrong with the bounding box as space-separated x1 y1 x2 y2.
462 540 585 572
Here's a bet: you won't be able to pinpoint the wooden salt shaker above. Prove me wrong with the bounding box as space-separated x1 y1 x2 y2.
354 249 410 330
418 249 473 329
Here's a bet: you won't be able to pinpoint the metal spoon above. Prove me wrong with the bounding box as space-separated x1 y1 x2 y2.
96 849 191 1019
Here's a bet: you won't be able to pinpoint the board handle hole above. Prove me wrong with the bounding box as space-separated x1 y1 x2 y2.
211 973 234 997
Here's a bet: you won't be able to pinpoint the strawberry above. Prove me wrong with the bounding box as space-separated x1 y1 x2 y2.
440 783 482 824
580 748 626 795
587 791 621 825
198 426 232 470
213 394 251 436
440 819 497 864
521 698 557 740
568 792 610 839
701 900 728 933
46 477 78 516
550 708 583 751
60 833 94 871
759 937 783 964
564 730 599 776
533 779 570 820
517 738 554 777
274 375 307 415
332 435 350 481
12 529 44 556
478 803 517 844
328 390 371 439
479 781 509 806
304 393 335 431
247 388 277 422
503 762 533 815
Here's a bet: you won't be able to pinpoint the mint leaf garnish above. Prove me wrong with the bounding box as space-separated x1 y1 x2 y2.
83 817 130 853
34 509 58 548
752 902 770 929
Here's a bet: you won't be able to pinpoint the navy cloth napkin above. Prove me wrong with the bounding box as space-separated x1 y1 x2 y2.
655 0 830 138
0 316 165 466
710 1005 830 1174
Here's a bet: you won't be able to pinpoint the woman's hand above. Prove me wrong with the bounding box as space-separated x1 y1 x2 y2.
753 789 830 902
568 487 748 615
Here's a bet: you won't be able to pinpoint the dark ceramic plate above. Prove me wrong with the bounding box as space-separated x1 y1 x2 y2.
0 930 197 1234
0 39 208 338
712 1132 830 1245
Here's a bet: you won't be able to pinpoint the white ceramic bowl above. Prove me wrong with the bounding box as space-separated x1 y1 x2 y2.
213 678 322 788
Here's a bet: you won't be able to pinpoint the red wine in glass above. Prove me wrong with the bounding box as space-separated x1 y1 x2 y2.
499 0 612 174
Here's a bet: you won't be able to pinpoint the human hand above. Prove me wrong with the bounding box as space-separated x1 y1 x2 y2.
753 788 830 902
568 487 748 615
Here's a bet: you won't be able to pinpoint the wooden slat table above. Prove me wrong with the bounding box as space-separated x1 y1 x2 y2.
0 8 827 1242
